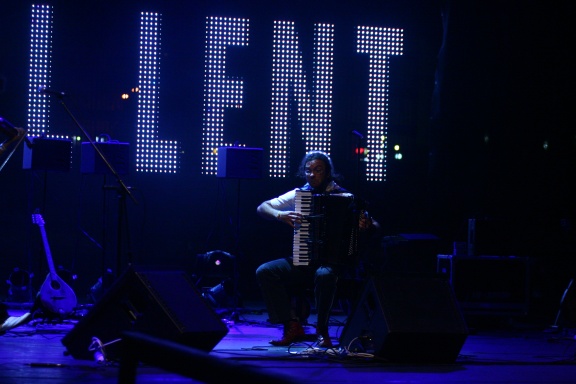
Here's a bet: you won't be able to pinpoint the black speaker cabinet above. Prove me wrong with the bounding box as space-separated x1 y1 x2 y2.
62 267 229 361
22 137 72 172
339 276 469 363
80 142 130 175
217 146 263 179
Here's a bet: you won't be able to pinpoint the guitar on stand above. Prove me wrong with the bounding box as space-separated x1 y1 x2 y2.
32 213 77 316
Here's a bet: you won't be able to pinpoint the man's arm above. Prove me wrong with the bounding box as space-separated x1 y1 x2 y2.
256 190 300 228
257 200 281 220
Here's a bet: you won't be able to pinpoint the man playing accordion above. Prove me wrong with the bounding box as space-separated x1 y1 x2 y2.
256 150 379 348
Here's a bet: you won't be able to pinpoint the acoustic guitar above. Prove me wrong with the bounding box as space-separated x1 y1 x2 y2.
32 213 77 315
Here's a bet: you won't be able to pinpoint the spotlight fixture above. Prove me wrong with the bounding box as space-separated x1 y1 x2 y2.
193 250 237 288
194 250 240 315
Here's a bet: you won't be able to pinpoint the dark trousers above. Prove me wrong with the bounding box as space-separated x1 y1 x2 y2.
255 257 342 331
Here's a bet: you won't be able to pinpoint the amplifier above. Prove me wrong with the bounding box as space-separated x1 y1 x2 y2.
81 142 129 175
217 147 263 179
22 137 72 172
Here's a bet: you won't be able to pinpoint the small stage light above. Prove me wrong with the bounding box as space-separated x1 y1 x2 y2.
194 250 240 316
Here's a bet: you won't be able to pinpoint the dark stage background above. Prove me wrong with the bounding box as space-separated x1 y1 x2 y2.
1 1 574 321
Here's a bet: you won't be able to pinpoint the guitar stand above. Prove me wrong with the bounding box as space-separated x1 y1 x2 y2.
25 294 69 324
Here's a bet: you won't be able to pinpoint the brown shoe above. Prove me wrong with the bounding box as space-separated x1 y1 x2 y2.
270 320 305 346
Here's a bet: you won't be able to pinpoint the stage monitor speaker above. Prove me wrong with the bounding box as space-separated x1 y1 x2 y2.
22 137 72 172
62 267 229 361
81 141 129 175
339 276 469 363
217 146 263 179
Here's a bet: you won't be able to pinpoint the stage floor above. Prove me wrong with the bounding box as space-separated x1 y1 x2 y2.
1 303 575 384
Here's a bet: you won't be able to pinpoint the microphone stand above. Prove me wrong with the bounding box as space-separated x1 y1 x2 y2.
46 91 138 292
351 130 364 195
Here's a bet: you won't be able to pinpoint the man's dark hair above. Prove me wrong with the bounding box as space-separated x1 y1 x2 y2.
296 150 340 181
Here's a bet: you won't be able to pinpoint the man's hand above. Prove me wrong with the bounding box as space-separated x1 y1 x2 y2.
359 210 378 231
277 211 303 228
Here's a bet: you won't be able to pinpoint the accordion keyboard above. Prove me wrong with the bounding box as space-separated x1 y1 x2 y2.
293 189 313 266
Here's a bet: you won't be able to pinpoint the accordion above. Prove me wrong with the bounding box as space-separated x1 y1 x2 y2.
293 189 360 267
